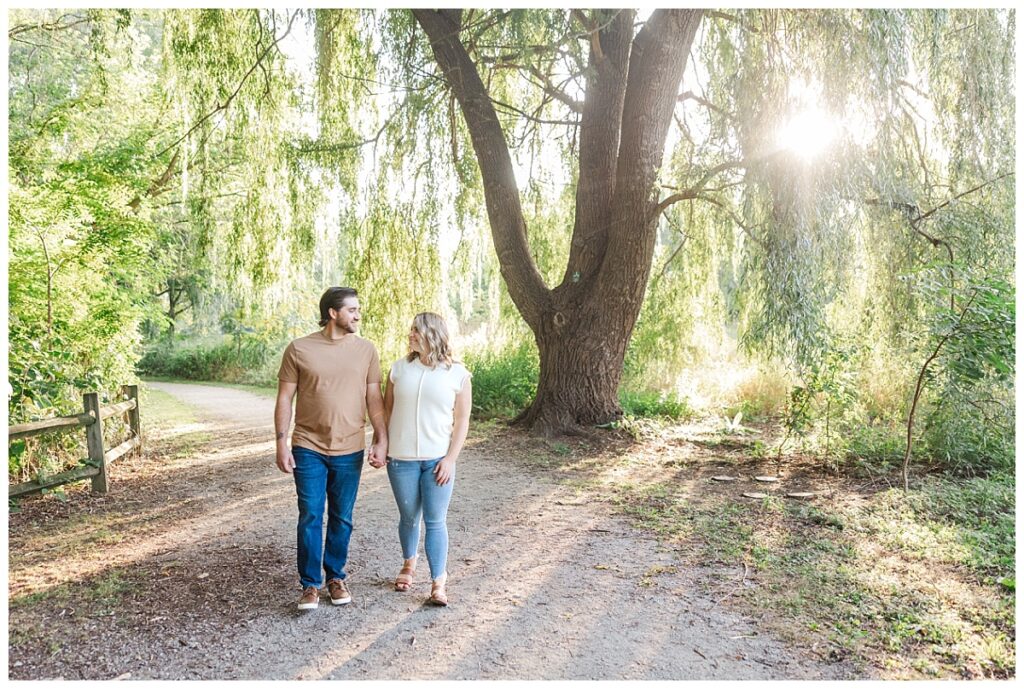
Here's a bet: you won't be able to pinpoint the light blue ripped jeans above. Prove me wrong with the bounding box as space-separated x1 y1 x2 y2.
385 457 455 580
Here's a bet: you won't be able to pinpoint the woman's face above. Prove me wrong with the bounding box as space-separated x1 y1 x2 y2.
408 326 426 354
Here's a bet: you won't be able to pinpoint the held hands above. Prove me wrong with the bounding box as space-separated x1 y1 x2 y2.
434 456 456 486
367 442 388 469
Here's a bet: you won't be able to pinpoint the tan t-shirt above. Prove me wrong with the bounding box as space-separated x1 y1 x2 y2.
278 331 381 455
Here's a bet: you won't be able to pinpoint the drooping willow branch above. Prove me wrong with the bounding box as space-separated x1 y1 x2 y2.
651 149 787 221
156 9 300 159
865 170 1013 310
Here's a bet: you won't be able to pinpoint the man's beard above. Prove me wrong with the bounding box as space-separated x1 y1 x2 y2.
335 317 357 333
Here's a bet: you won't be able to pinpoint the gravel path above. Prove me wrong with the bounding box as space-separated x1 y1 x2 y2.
8 381 852 680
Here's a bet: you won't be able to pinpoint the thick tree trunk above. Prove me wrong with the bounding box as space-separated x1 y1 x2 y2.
519 308 632 434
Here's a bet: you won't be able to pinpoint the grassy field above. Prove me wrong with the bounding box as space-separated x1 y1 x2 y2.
142 376 278 399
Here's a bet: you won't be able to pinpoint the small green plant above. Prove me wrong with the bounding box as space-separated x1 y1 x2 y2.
619 389 693 420
549 441 571 456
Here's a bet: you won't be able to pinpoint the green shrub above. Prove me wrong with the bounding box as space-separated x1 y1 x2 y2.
137 335 279 384
462 342 695 422
462 341 539 418
920 389 1014 476
619 389 694 420
842 422 906 472
8 320 139 482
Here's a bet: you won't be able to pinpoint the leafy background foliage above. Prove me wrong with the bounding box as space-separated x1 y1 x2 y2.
7 8 1014 485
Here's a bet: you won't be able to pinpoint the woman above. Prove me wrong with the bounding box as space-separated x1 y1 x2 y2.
383 312 472 606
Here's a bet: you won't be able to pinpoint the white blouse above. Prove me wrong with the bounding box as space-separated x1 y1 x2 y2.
387 357 471 460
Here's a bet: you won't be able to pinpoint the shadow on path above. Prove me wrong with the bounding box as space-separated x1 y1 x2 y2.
8 381 853 680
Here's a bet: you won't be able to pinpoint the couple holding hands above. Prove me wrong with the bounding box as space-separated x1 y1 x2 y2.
274 286 472 610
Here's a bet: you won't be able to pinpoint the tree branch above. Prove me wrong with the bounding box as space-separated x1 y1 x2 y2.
910 171 1014 227
695 193 765 248
598 9 703 301
654 233 688 284
413 8 549 328
525 64 584 113
9 14 89 38
677 90 732 119
491 98 579 127
866 171 1013 311
705 10 764 33
559 9 634 291
652 157 752 218
129 148 181 212
571 10 605 64
292 105 400 156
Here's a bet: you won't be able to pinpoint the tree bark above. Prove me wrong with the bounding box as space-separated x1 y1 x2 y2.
519 310 633 434
561 10 633 287
415 9 704 434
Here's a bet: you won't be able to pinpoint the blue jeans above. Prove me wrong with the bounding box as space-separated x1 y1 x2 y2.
386 458 455 580
292 446 363 588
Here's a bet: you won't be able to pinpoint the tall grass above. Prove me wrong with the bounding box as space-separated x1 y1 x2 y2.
462 341 539 418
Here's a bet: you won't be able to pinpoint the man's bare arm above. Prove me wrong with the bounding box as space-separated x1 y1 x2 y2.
275 381 298 473
366 382 388 467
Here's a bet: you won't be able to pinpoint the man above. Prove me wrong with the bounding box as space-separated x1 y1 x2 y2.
275 286 388 610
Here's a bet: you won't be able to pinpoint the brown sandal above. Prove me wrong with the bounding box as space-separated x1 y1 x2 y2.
428 576 448 606
394 564 415 592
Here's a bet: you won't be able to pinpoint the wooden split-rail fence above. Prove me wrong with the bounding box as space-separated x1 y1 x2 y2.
8 385 141 498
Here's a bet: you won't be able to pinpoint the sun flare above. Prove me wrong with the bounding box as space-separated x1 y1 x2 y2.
776 105 838 160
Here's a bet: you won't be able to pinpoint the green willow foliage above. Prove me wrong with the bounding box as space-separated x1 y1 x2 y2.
7 9 1015 478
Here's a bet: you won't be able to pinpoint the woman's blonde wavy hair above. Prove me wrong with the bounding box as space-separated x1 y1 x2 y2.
407 312 454 368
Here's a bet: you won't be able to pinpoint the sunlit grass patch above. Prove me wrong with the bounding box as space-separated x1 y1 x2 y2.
141 384 214 457
610 481 693 538
716 489 1011 677
477 411 1013 678
90 568 131 604
9 584 72 610
540 426 1015 679
140 383 199 429
13 567 137 623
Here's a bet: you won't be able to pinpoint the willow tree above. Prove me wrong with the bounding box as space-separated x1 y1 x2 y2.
342 8 1009 435
400 9 704 432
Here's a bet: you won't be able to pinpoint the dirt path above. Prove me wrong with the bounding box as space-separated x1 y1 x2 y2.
8 382 852 680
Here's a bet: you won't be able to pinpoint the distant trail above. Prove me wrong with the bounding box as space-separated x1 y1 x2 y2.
8 381 850 680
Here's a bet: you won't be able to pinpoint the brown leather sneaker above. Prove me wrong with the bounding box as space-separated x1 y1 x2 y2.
327 578 351 606
297 586 319 610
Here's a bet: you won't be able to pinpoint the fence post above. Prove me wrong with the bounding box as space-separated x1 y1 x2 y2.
122 384 141 457
83 392 108 493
